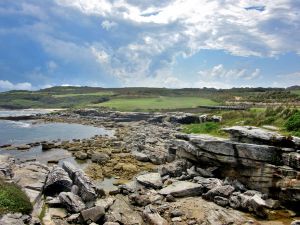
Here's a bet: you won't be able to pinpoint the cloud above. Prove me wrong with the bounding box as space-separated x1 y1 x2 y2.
101 20 117 30
0 80 33 91
1 0 300 88
198 64 260 81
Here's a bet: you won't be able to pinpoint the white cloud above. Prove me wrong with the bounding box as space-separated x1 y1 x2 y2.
53 0 300 86
0 80 32 91
101 20 117 30
198 64 260 81
47 61 58 71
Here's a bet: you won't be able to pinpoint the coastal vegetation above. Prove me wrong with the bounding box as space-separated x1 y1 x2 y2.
0 86 299 110
183 106 300 137
0 178 32 215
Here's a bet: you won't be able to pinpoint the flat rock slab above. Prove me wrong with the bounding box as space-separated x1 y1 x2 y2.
159 181 203 197
136 172 163 189
13 162 49 203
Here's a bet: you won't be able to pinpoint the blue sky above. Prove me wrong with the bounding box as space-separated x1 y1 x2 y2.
0 0 300 91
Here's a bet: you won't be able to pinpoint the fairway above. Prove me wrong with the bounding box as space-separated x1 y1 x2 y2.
91 96 218 111
291 90 300 96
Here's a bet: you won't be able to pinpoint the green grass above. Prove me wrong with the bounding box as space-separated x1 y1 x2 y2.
182 106 300 137
291 90 300 96
90 96 218 111
53 91 114 98
182 122 226 137
0 178 32 215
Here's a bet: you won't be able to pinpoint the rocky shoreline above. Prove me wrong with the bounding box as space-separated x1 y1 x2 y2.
0 109 299 225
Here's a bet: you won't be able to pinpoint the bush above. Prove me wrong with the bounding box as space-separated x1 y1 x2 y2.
0 178 32 215
285 112 300 132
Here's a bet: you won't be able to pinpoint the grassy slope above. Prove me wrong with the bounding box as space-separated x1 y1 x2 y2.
53 91 114 98
90 96 218 111
183 106 300 137
0 178 32 215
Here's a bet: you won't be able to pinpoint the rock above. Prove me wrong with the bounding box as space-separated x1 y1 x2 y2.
103 222 120 225
143 205 168 225
0 155 14 179
265 198 281 209
16 144 31 150
91 152 110 164
45 197 62 207
193 177 223 191
171 217 182 222
74 171 98 202
211 115 222 122
224 178 247 192
44 166 72 196
132 151 149 162
195 167 214 178
58 192 85 213
136 173 163 189
159 181 203 197
74 151 88 160
158 160 187 177
95 197 115 210
170 209 184 217
129 193 151 206
42 142 55 150
203 185 235 200
66 213 80 223
105 196 144 225
283 152 300 169
13 162 49 203
0 213 30 225
71 185 79 195
214 196 229 207
63 162 98 202
48 207 68 219
247 194 267 218
169 113 200 124
80 206 105 223
165 194 176 202
222 126 294 147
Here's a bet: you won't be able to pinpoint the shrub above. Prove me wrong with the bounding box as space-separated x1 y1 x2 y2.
285 112 300 132
0 178 32 215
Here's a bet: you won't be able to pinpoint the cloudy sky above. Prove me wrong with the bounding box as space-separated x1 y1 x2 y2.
0 0 300 91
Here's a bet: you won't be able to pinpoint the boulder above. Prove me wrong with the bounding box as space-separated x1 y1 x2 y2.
132 151 149 162
0 155 14 179
203 185 235 200
80 206 105 223
169 113 200 124
283 152 300 169
58 192 85 213
214 196 229 207
159 181 203 197
74 171 98 202
136 173 163 189
193 177 223 191
105 196 144 225
91 152 110 164
143 205 168 225
44 166 72 196
74 151 88 160
158 160 187 177
13 162 49 203
0 213 30 225
222 126 294 147
42 142 56 150
63 162 98 202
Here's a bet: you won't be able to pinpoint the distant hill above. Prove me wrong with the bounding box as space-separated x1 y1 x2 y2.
0 86 299 111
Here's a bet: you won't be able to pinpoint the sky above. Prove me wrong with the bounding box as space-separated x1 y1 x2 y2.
0 0 300 91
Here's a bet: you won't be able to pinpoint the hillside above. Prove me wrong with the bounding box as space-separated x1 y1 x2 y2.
0 86 299 111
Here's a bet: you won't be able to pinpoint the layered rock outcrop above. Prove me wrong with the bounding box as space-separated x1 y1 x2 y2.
172 127 300 205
